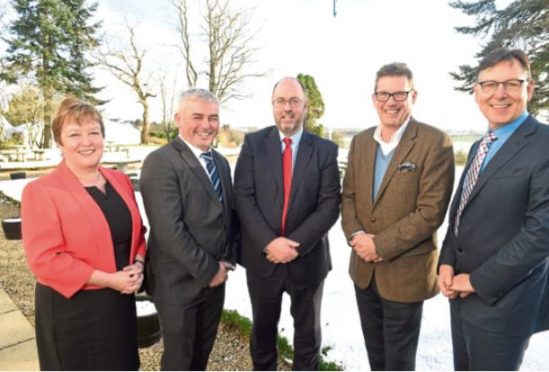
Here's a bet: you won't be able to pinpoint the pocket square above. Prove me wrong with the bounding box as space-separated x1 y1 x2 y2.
398 161 417 172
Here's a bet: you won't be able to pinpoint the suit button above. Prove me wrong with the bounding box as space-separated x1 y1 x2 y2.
457 247 463 253
371 217 376 222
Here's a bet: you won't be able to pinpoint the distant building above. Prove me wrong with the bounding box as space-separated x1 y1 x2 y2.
104 119 141 145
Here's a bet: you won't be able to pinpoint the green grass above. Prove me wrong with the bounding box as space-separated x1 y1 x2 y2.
221 309 343 370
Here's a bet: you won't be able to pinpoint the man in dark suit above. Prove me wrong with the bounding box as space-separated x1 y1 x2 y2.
234 77 340 370
140 88 238 370
341 63 455 370
438 48 549 370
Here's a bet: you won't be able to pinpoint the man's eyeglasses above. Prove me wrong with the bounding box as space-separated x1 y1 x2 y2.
477 79 526 94
374 90 413 102
272 98 303 108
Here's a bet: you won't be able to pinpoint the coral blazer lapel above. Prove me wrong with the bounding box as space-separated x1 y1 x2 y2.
55 161 115 269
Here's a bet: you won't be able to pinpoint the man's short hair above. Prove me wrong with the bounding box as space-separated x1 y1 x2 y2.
374 63 414 91
477 48 531 79
179 88 219 106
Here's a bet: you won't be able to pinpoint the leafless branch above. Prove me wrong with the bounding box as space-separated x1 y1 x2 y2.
95 22 155 144
173 0 266 104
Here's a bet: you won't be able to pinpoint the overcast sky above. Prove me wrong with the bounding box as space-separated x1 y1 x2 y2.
3 0 515 133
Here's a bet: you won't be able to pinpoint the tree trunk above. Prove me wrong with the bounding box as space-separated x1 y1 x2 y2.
140 100 150 144
42 84 53 148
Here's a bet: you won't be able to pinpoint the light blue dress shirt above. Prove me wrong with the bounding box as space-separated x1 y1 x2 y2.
481 111 529 171
373 147 395 201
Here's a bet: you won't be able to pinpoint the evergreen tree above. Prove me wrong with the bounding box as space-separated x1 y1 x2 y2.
297 73 326 137
0 0 101 147
450 0 548 116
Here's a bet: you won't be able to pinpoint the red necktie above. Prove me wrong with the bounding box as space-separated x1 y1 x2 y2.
281 137 293 235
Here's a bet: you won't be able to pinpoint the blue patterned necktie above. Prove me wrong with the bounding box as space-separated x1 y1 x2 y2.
200 152 223 202
454 130 497 235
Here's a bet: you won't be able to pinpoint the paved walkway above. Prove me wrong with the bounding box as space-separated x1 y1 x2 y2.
0 288 38 370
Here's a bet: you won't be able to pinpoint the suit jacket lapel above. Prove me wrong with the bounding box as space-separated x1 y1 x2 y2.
213 149 231 214
465 117 535 206
172 138 222 205
373 120 418 207
448 139 480 226
359 132 377 210
265 128 284 195
289 131 313 209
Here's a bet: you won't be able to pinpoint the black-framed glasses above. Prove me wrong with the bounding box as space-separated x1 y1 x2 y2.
477 79 526 94
272 97 303 108
374 90 413 102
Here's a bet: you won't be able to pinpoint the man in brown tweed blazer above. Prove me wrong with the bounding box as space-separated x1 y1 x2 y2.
341 63 455 371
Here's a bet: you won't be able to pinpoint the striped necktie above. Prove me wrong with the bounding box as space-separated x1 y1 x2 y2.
454 130 497 235
200 152 223 202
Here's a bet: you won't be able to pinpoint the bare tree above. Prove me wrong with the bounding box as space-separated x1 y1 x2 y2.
157 70 178 139
174 0 198 88
173 0 266 104
97 23 155 144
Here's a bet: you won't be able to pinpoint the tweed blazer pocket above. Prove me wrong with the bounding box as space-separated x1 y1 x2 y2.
391 171 420 197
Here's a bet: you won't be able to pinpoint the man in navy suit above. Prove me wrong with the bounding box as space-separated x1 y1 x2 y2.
234 77 340 370
438 48 549 370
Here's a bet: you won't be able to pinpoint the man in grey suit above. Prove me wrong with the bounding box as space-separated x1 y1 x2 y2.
438 48 549 370
140 88 238 370
234 77 340 370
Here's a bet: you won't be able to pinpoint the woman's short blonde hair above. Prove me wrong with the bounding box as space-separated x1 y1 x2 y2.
52 97 104 145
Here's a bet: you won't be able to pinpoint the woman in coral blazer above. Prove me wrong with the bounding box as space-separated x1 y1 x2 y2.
21 97 146 371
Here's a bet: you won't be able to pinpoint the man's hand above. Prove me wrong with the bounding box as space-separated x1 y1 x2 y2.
438 264 458 299
351 232 382 263
451 273 475 298
208 262 228 288
265 237 300 264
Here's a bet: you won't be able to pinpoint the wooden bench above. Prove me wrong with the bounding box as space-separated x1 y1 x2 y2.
32 149 46 161
0 149 32 162
101 159 141 174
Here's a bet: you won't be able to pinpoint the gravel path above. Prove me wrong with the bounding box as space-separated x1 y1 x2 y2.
0 193 275 371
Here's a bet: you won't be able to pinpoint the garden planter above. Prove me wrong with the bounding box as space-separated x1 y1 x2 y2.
9 172 26 180
2 217 22 240
136 293 161 348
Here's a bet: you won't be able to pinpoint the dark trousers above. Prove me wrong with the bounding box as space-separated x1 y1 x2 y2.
155 284 225 371
450 300 530 371
247 269 324 371
355 280 423 371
